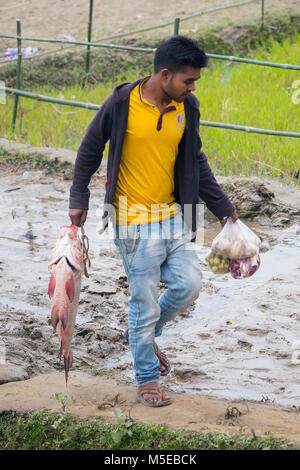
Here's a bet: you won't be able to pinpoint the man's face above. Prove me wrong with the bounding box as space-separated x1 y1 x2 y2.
161 66 201 102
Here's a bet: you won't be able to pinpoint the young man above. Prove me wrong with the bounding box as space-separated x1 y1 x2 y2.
69 36 238 407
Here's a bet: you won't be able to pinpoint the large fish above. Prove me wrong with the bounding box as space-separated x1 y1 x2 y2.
48 225 83 384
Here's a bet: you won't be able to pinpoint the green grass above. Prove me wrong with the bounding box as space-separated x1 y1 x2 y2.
0 410 292 450
197 34 300 179
0 34 299 181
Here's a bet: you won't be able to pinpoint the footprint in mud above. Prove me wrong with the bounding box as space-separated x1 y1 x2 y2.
258 347 290 361
197 333 212 340
259 304 271 311
237 339 253 351
245 328 271 337
172 366 207 380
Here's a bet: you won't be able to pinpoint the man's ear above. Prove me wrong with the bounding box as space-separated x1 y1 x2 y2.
160 68 172 83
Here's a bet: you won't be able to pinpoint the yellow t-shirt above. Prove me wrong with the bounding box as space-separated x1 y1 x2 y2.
113 78 186 225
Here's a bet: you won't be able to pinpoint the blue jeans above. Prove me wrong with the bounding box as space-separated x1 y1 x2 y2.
114 213 202 386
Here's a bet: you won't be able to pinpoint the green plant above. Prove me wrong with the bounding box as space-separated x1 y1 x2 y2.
0 411 293 450
110 408 135 448
50 392 76 413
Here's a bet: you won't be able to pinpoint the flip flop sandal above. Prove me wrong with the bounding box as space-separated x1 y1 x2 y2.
153 341 171 376
137 385 172 407
124 329 171 376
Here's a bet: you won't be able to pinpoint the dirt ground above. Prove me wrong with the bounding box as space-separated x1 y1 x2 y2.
0 140 300 446
0 0 299 55
1 371 300 447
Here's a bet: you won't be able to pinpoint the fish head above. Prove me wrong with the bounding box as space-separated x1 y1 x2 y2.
49 225 83 272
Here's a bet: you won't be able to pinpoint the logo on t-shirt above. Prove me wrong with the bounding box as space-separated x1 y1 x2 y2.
175 112 185 130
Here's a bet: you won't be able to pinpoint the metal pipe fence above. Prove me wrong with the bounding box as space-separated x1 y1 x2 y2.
0 1 299 143
1 84 299 139
1 33 299 70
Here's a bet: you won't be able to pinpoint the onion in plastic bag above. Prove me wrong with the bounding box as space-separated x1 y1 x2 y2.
229 253 261 279
211 217 261 260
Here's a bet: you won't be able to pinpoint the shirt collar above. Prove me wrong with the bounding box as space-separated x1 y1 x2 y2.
138 76 179 110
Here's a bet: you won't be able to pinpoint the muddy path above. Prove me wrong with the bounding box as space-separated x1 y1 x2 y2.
1 370 300 448
0 159 300 414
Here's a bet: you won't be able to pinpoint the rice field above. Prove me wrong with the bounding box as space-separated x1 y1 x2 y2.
0 34 299 181
198 34 300 179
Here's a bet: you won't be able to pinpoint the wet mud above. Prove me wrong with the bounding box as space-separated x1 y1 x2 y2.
0 164 300 409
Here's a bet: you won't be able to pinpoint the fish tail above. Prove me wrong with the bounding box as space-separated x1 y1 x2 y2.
64 351 73 385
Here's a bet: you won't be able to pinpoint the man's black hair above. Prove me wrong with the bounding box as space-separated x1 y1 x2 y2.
154 35 208 74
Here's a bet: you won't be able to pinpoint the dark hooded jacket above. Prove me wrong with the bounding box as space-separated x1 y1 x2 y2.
69 78 235 236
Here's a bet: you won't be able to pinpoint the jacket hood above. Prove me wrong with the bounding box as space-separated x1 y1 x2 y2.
112 77 200 109
112 79 140 103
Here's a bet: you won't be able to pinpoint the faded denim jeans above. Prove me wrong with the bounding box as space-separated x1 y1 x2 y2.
114 212 202 386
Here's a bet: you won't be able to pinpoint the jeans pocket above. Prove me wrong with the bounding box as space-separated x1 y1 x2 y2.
122 225 140 254
114 225 141 271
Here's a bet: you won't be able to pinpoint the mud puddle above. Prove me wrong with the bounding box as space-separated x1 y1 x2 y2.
0 167 300 408
105 224 300 407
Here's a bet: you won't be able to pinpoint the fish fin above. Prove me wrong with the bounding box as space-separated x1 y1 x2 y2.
64 351 73 385
48 274 56 298
60 314 67 330
65 277 75 303
51 306 60 331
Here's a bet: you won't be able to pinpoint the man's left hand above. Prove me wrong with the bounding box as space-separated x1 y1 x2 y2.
220 209 238 226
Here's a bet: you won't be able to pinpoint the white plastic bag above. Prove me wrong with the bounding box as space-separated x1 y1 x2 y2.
211 217 261 260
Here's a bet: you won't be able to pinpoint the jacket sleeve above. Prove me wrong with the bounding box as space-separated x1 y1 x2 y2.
195 109 235 220
69 94 114 210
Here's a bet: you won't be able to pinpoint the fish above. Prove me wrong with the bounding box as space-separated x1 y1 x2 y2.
48 225 83 384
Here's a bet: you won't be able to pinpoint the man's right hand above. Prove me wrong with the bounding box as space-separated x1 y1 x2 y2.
69 208 88 227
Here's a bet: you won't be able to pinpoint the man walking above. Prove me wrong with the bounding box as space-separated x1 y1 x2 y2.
69 35 238 406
